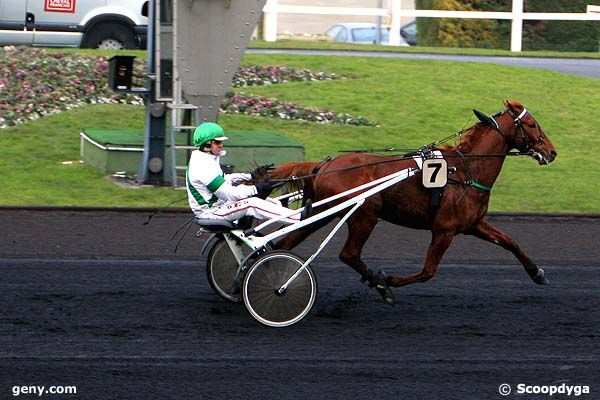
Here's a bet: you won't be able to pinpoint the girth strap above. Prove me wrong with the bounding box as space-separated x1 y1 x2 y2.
464 180 492 191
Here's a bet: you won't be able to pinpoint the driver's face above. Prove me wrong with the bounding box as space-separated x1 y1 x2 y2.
209 140 223 155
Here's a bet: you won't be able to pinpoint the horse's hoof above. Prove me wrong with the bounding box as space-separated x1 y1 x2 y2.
377 287 396 306
533 268 550 285
376 271 395 306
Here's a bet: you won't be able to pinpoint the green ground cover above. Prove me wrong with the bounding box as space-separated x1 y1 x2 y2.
1 51 599 212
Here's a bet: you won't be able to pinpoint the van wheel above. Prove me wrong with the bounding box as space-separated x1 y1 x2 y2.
82 22 137 50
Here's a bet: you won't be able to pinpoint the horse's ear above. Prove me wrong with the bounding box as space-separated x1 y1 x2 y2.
473 109 494 125
504 99 523 113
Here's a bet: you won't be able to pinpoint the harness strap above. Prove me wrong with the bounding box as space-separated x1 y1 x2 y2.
313 156 334 174
429 187 444 215
464 180 492 191
513 108 528 124
449 175 492 194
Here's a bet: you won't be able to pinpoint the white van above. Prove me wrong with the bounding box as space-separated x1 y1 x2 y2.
0 0 148 49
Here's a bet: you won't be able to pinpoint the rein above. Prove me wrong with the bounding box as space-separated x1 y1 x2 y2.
272 155 417 183
274 151 527 184
273 107 537 185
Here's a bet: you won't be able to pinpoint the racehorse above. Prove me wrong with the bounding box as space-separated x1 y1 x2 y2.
267 100 557 305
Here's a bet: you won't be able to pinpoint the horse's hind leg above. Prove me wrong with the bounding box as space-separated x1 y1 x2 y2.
387 230 454 288
466 219 549 285
339 214 395 305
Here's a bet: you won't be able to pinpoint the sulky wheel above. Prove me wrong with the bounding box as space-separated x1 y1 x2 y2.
243 251 317 327
206 235 269 303
206 236 247 303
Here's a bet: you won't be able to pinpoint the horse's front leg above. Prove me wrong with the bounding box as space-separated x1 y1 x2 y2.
466 218 549 285
387 230 454 288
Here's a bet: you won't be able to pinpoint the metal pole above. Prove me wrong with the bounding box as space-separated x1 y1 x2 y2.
138 0 167 184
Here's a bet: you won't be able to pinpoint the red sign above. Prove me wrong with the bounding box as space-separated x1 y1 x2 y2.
44 0 76 13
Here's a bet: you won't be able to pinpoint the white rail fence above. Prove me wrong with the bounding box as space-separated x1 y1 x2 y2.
262 0 600 52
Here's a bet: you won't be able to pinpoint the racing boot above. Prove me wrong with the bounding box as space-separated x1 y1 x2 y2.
361 269 395 306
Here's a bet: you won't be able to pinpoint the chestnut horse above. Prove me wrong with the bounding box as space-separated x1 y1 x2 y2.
268 100 557 305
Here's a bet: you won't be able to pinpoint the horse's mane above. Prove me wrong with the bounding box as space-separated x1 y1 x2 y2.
441 123 484 154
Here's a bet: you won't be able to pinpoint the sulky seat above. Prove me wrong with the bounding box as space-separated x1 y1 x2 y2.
195 218 236 232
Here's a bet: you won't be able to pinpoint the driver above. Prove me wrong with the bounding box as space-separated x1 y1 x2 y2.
186 122 308 224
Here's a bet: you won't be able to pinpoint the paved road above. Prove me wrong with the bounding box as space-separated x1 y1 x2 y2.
0 210 598 399
248 49 600 80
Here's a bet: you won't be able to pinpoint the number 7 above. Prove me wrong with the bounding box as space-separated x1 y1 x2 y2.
422 159 447 188
428 162 442 183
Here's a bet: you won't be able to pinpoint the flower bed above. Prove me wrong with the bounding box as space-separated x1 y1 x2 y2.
0 46 375 128
232 65 340 87
222 92 376 126
0 46 142 128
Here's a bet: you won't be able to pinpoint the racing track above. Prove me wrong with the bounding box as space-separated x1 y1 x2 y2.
0 209 599 399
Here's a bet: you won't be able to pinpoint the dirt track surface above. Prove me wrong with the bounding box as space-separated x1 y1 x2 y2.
1 209 599 399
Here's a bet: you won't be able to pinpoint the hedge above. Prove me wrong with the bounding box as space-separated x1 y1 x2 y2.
415 0 600 51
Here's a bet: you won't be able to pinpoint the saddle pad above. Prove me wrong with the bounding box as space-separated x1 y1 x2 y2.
412 150 443 170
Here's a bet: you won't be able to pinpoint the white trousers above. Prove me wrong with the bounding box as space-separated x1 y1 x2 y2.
197 197 301 224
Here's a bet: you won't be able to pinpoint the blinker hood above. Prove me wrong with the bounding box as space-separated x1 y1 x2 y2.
473 109 500 130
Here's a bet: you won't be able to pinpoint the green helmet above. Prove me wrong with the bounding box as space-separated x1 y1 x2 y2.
193 122 229 148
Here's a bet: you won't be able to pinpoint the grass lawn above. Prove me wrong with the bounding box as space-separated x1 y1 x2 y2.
1 52 599 212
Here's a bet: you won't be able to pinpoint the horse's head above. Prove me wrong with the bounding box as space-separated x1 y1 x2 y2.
502 100 558 165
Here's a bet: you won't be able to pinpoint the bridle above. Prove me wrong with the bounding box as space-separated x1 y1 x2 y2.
452 106 551 194
490 108 546 154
